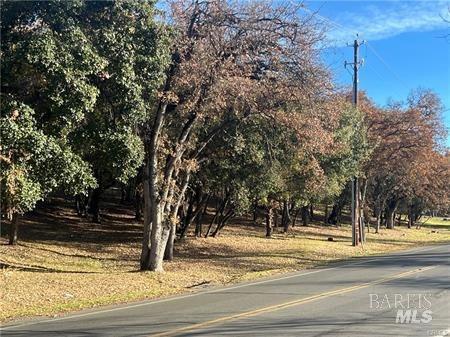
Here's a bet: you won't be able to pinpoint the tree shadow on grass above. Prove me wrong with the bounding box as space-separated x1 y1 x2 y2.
0 261 107 274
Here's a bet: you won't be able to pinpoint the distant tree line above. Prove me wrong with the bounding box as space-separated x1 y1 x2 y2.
1 0 449 272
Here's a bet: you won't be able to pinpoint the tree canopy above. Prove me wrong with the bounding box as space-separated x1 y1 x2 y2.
1 0 448 271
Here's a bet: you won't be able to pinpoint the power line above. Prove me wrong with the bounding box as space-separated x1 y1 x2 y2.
363 48 406 100
300 6 411 94
366 41 410 91
300 6 358 37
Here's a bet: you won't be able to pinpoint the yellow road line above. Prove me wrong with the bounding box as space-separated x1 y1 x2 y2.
150 265 437 337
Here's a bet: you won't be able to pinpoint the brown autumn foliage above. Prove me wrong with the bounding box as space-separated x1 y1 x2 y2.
140 0 345 271
363 89 450 231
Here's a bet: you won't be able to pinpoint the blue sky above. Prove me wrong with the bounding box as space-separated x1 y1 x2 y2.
303 0 450 145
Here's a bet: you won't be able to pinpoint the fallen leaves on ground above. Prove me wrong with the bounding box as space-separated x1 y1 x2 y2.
1 204 448 323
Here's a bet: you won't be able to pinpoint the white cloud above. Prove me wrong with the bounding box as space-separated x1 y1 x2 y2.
320 1 450 46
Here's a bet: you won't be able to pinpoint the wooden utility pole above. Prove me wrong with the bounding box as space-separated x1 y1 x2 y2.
346 38 365 246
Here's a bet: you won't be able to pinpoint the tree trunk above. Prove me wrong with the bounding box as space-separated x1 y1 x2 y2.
75 194 88 217
407 205 414 229
164 222 176 261
149 206 170 272
282 201 290 233
374 196 385 233
328 204 339 225
145 100 171 272
125 180 135 203
327 198 346 226
265 206 274 237
89 187 103 223
195 195 209 237
274 208 279 228
204 207 220 238
179 185 205 240
309 204 314 221
164 171 191 261
359 214 365 243
8 213 19 245
205 195 228 238
178 193 195 239
211 209 234 237
292 208 300 227
301 205 309 226
140 165 152 270
386 212 394 229
135 187 143 221
385 199 398 229
363 206 370 233
375 213 381 234
253 199 258 223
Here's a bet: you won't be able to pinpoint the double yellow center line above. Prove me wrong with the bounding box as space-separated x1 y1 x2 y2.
150 265 437 336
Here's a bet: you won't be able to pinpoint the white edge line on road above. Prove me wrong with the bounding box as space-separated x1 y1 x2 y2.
0 243 444 331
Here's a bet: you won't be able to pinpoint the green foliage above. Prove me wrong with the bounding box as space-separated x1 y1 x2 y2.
0 99 96 216
198 117 292 213
69 0 171 187
1 0 171 202
74 127 145 186
318 106 371 203
1 1 106 135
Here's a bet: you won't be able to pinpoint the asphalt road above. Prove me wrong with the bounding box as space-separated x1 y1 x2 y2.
2 243 449 337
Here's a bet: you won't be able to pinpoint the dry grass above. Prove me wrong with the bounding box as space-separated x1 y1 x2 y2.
1 199 449 323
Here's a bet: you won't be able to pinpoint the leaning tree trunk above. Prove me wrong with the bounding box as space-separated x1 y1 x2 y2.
205 193 230 238
211 209 235 237
164 171 191 261
8 213 19 245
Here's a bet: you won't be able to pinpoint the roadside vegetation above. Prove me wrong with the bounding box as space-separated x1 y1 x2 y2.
1 197 449 323
1 0 449 323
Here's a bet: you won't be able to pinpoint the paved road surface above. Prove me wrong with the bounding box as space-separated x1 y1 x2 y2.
2 243 449 337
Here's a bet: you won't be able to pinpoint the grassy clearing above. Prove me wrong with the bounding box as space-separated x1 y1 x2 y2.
419 216 450 228
1 202 449 323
